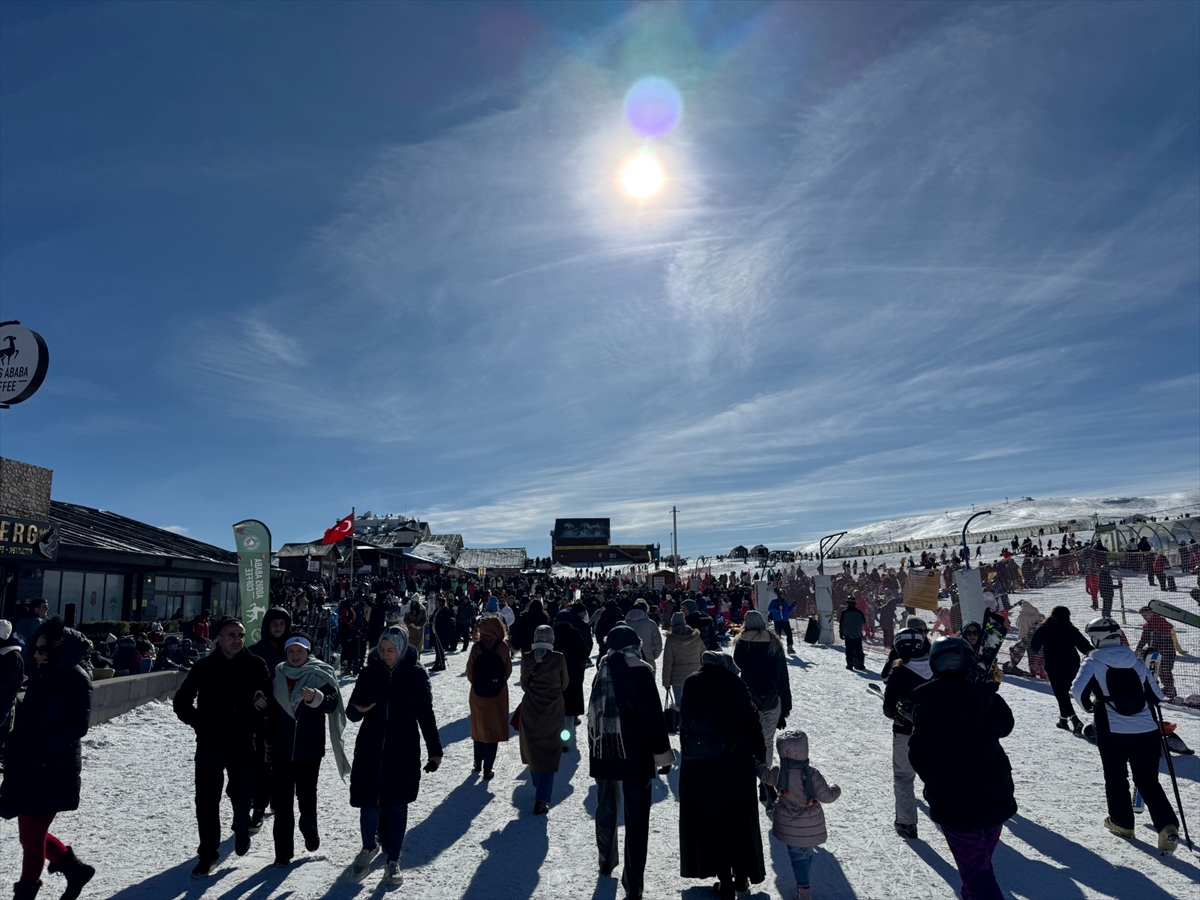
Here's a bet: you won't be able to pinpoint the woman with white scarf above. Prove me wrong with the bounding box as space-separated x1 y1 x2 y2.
265 634 348 866
519 624 569 815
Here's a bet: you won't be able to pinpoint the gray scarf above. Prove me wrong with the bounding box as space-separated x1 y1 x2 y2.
273 657 350 781
776 757 816 802
588 647 646 760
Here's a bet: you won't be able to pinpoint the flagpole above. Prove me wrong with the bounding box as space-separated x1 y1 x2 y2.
350 506 356 590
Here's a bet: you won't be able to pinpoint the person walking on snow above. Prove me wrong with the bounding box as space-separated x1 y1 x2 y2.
173 617 271 876
248 606 292 829
1 619 95 900
624 600 663 675
882 627 932 840
519 624 569 814
755 730 842 900
839 599 866 671
909 636 1017 900
1071 617 1179 854
466 614 512 779
734 610 792 810
346 627 442 885
265 634 349 866
1028 607 1091 734
767 592 796 653
661 612 704 710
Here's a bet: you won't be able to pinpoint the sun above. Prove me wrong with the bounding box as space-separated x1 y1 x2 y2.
620 152 665 200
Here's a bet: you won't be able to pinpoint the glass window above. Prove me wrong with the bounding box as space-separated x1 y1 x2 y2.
169 577 185 593
186 578 204 593
60 571 85 622
104 574 124 621
82 573 105 625
183 594 203 618
42 570 61 607
155 576 169 593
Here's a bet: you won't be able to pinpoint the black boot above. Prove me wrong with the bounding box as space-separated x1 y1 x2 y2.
13 882 40 900
48 848 94 900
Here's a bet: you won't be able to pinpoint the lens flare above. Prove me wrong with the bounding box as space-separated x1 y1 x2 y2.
620 151 665 200
624 76 683 138
560 729 571 741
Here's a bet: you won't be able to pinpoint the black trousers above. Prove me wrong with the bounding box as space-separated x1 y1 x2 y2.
596 777 651 898
194 745 254 859
473 740 498 772
844 637 864 668
272 758 321 860
772 618 793 648
1097 729 1178 832
457 623 473 651
252 733 272 813
1048 672 1077 719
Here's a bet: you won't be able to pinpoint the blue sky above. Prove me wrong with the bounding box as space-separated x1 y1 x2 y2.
2 0 1197 557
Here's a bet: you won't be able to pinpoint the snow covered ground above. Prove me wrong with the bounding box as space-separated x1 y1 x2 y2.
3 626 1197 900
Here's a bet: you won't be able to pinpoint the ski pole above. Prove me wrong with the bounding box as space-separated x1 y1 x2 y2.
1151 702 1193 851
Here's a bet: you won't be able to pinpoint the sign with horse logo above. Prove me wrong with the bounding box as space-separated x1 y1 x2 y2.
0 322 50 407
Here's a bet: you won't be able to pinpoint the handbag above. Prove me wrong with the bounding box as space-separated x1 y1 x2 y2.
663 689 681 735
510 702 522 732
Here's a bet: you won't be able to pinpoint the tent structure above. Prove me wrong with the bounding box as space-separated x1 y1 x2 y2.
1095 516 1200 553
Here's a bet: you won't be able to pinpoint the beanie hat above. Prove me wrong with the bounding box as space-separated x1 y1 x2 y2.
743 610 767 631
682 599 698 614
671 612 686 628
606 624 641 652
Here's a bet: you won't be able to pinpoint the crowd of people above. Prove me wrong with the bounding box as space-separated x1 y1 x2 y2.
0 545 1191 900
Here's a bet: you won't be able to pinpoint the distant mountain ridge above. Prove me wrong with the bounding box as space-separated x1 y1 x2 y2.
795 489 1200 554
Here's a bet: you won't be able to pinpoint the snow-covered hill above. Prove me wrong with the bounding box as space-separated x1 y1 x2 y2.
797 489 1199 555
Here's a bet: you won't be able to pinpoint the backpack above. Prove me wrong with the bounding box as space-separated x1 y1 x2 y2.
472 644 505 699
681 715 727 761
1103 665 1147 717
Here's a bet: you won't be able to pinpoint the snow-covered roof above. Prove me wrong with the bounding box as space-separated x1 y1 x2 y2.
405 542 454 565
50 501 237 566
456 547 527 570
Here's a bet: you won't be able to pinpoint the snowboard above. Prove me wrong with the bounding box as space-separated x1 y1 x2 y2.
1145 651 1194 755
866 681 912 724
1148 599 1200 629
968 607 1007 684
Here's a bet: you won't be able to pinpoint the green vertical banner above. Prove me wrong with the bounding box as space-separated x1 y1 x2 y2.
233 520 272 645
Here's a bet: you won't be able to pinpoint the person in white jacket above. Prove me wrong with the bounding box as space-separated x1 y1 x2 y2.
624 600 663 675
1071 616 1179 854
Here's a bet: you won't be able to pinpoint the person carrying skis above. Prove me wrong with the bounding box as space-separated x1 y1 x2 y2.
882 628 932 840
838 598 866 671
1029 607 1091 734
1071 616 1180 853
909 636 1016 900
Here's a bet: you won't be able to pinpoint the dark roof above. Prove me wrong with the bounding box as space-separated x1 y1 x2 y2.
50 501 238 566
277 542 340 559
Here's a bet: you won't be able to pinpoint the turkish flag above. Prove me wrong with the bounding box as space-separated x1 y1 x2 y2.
323 513 354 545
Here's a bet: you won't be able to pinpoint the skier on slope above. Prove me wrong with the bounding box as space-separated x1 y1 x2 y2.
881 628 931 840
1071 617 1180 853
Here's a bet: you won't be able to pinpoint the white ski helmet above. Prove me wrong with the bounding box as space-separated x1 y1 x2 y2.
893 628 930 661
1085 616 1123 649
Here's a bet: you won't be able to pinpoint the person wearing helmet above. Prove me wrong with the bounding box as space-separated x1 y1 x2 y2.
882 628 932 840
909 636 1016 900
881 616 929 681
1071 617 1179 853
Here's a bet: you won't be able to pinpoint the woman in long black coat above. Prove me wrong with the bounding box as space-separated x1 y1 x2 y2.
553 609 587 751
345 627 442 885
0 618 96 900
679 651 766 900
1029 606 1094 731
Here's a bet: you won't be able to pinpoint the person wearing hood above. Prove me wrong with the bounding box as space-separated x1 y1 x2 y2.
734 610 792 809
466 614 512 779
662 612 704 710
266 633 348 866
519 625 570 814
173 617 271 876
346 627 443 886
1029 607 1092 733
509 597 549 656
247 606 293 830
682 599 717 652
553 609 588 752
588 624 672 900
961 622 1003 685
882 628 932 840
909 637 1017 900
593 600 624 658
0 618 95 900
0 619 24 764
679 651 766 899
624 600 663 675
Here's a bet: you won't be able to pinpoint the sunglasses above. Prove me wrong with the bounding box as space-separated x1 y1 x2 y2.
963 629 981 637
33 644 50 655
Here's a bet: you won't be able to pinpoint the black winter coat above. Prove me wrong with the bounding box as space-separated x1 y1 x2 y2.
908 677 1017 830
346 645 442 808
587 654 669 783
509 607 548 655
1029 618 1092 679
839 605 865 637
685 612 718 651
881 661 931 736
266 680 337 763
173 648 270 753
433 606 457 649
0 629 92 818
248 608 291 672
0 642 24 725
594 605 624 653
553 620 587 717
679 665 765 883
733 636 791 716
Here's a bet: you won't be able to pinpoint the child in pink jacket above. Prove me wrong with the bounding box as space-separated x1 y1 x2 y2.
757 730 841 900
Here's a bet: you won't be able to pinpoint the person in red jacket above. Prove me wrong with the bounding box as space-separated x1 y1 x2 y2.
1085 572 1100 610
1135 607 1176 699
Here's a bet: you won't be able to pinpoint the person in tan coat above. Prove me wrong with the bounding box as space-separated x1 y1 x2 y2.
404 599 429 657
466 614 511 779
519 625 569 814
661 612 704 708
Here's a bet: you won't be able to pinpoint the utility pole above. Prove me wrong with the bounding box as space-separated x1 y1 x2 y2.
671 506 679 582
961 510 991 569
